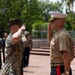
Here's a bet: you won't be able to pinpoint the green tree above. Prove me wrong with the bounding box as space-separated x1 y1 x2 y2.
0 0 26 36
61 0 75 30
21 0 43 33
32 21 48 30
0 0 43 36
39 0 63 22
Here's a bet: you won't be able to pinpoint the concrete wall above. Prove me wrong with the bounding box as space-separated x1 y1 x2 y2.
32 39 50 48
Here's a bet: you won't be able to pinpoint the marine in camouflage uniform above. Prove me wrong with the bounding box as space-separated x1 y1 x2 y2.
1 18 25 75
1 34 23 75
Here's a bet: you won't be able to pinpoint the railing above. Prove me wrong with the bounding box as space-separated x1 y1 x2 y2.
32 30 47 39
32 30 75 39
32 30 75 57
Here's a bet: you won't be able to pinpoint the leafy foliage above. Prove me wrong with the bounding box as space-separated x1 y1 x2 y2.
32 21 48 30
0 0 75 37
0 0 43 36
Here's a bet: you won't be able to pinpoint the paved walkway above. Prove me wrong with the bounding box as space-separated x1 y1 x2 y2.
0 48 75 75
23 48 75 75
23 54 50 75
23 54 75 75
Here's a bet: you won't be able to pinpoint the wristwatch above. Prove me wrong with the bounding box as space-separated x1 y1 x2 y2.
65 71 69 74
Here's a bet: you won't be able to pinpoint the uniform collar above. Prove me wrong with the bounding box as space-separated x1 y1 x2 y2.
54 28 65 37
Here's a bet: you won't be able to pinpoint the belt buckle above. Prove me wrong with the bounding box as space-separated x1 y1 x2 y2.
51 63 63 67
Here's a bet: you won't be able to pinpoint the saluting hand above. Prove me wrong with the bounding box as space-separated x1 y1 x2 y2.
20 25 26 31
48 24 52 42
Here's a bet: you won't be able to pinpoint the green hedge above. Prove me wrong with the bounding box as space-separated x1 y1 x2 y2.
32 21 49 30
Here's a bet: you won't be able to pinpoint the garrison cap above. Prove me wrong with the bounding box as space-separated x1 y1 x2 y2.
24 31 29 35
8 18 22 27
49 11 68 21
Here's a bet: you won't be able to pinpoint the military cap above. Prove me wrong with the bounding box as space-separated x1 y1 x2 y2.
24 31 29 35
8 18 22 27
49 11 68 21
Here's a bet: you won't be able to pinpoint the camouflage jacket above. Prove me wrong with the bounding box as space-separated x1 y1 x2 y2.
1 33 24 75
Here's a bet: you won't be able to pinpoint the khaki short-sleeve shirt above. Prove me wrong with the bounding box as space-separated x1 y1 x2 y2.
50 28 74 64
24 37 32 47
22 34 32 48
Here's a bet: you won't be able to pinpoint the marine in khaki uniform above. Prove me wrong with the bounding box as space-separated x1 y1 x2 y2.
1 18 25 75
22 31 33 67
48 11 74 75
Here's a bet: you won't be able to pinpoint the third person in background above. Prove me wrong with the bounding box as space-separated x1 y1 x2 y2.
22 31 33 67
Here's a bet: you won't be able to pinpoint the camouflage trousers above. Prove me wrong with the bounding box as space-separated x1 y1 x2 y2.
1 61 23 75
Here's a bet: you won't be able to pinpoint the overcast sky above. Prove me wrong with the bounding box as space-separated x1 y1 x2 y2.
49 0 61 2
